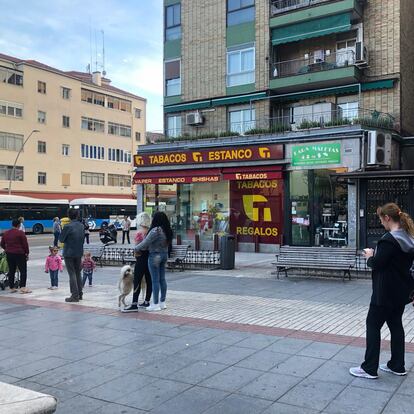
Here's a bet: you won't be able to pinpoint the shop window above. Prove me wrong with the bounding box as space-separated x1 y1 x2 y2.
229 107 255 135
227 45 255 87
165 60 181 96
166 115 182 138
165 3 181 41
227 0 255 26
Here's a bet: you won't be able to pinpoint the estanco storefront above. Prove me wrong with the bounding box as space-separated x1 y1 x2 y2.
133 142 285 252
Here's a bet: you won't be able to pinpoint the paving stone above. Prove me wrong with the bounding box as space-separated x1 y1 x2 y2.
308 360 355 385
167 360 228 384
152 385 229 414
6 357 69 380
266 338 312 355
208 331 252 345
298 342 344 359
91 403 146 413
332 346 365 364
236 350 290 372
271 355 325 377
203 345 256 365
279 378 346 411
55 394 106 414
382 392 414 414
175 340 228 360
238 372 301 401
262 402 319 414
199 366 262 392
38 386 78 403
235 334 281 350
323 385 391 414
0 374 20 384
138 355 196 377
350 370 405 392
203 393 272 414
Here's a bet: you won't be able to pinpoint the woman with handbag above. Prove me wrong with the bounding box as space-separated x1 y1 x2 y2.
350 203 414 379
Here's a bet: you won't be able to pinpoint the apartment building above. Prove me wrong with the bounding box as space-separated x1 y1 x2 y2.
0 53 146 200
134 0 414 251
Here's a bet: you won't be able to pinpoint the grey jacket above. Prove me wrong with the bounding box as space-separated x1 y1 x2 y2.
135 226 169 254
59 221 85 257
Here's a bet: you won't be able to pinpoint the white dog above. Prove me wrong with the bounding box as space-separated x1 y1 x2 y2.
118 265 137 308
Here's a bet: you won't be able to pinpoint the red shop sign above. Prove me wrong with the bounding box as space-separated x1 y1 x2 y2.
134 144 284 167
134 175 220 185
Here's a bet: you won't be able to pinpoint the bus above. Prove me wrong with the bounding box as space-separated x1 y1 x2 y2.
0 195 69 234
69 198 137 230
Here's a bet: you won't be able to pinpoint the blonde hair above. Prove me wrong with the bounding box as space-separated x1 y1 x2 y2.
84 251 91 257
377 203 414 237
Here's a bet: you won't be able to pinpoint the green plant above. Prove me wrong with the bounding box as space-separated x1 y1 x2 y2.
298 120 321 129
323 118 351 128
153 130 240 144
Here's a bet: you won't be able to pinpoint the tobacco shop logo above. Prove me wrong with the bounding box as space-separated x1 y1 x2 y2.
259 147 271 159
135 155 144 165
192 152 203 162
242 195 272 222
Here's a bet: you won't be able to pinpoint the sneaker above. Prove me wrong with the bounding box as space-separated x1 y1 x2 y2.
160 302 167 310
9 288 18 293
89 284 92 287
47 287 53 290
379 364 407 376
146 304 161 312
79 293 83 300
349 366 378 379
65 297 79 303
138 302 150 308
122 304 139 313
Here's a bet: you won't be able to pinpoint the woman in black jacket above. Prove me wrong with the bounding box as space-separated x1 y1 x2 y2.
350 203 414 379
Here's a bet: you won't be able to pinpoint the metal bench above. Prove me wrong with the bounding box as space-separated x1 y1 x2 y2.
86 245 105 267
274 245 357 281
167 245 190 271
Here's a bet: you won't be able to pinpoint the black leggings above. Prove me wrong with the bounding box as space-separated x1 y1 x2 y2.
132 252 152 304
6 253 27 288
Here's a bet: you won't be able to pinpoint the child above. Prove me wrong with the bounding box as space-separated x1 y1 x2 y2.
82 251 96 287
44 246 63 290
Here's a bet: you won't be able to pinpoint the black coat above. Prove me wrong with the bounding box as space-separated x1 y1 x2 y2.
367 232 414 307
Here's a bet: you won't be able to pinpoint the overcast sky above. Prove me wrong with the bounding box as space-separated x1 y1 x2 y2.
0 0 164 131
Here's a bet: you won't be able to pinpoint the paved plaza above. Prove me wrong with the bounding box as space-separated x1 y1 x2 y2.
1 238 414 413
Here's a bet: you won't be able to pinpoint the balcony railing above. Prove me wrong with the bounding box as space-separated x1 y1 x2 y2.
271 50 356 79
271 0 332 16
157 108 394 144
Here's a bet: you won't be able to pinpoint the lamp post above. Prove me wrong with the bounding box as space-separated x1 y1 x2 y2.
8 129 40 195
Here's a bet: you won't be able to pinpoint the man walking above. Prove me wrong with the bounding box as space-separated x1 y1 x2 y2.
0 219 31 293
59 209 85 302
121 215 131 244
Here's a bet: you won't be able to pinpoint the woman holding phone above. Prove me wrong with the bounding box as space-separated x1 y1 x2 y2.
350 203 414 379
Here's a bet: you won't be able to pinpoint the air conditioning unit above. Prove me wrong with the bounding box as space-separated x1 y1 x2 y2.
367 131 392 166
186 112 204 125
355 41 369 67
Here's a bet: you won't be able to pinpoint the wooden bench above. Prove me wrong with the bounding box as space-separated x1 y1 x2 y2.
167 245 190 271
87 245 105 267
274 245 357 281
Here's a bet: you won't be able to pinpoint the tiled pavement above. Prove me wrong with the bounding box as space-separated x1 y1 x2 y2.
1 251 414 412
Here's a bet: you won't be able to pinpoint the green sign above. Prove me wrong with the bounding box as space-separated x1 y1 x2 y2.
292 142 341 166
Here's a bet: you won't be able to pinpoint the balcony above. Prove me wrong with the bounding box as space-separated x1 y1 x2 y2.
271 0 332 16
270 50 362 92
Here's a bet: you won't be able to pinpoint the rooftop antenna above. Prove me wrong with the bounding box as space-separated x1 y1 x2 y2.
94 29 98 72
88 17 92 74
101 30 106 77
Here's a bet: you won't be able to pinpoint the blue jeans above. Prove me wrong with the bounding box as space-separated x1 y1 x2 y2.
148 252 168 304
49 270 59 287
82 270 93 286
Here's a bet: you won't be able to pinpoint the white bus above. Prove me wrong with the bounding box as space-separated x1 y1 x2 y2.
0 195 69 234
69 198 138 230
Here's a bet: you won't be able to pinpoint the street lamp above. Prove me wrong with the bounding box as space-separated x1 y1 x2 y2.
8 129 40 195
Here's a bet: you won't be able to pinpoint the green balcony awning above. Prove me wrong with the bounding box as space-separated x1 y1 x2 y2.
361 79 395 91
272 12 352 45
164 99 211 113
211 92 267 107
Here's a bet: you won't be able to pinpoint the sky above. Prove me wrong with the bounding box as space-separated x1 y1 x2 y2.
0 0 164 131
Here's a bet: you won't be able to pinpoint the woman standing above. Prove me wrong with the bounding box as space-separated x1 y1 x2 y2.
134 212 172 312
350 203 414 379
52 217 61 247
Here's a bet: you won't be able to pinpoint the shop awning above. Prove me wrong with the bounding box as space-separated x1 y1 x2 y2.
211 92 267 107
133 168 222 185
222 165 283 180
271 12 351 45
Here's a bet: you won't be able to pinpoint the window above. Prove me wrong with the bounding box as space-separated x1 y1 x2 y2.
166 115 182 138
81 117 105 133
38 110 46 124
0 100 23 118
165 3 181 41
0 132 23 151
62 115 70 128
108 122 132 137
227 0 255 26
135 132 141 141
134 108 141 118
62 144 70 156
62 87 71 99
82 89 132 112
336 39 356 66
108 148 131 163
38 81 46 94
227 45 255 87
108 174 131 187
0 165 23 181
93 93 105 106
81 172 105 186
0 67 23 86
119 100 131 112
81 144 105 160
38 141 47 154
338 101 359 120
229 107 255 135
38 172 47 185
165 60 181 96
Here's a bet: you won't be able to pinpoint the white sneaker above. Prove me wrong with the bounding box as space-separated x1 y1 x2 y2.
160 302 167 310
379 363 407 376
146 304 161 312
349 366 378 379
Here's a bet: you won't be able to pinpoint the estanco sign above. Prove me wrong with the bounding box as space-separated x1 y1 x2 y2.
134 144 284 167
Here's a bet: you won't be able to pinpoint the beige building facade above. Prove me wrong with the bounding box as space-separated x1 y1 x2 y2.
0 53 146 200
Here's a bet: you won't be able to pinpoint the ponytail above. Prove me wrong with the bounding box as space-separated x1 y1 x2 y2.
400 212 414 237
377 202 414 237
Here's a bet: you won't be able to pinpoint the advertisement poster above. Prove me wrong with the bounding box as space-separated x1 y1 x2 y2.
230 179 283 244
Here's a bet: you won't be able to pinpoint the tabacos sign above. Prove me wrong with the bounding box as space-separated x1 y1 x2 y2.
292 142 341 166
230 179 283 244
134 144 284 167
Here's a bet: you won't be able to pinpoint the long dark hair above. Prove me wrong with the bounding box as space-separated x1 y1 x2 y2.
149 212 173 243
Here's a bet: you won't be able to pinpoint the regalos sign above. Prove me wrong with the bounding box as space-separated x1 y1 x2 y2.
134 144 284 167
230 179 283 243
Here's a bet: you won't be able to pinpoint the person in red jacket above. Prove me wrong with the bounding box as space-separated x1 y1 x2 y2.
0 218 31 294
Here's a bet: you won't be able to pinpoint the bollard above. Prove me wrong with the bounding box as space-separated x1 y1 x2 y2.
195 233 200 251
213 233 219 251
235 234 239 252
254 235 260 253
176 234 182 245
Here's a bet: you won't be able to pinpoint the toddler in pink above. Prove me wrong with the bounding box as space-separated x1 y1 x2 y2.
45 246 63 290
